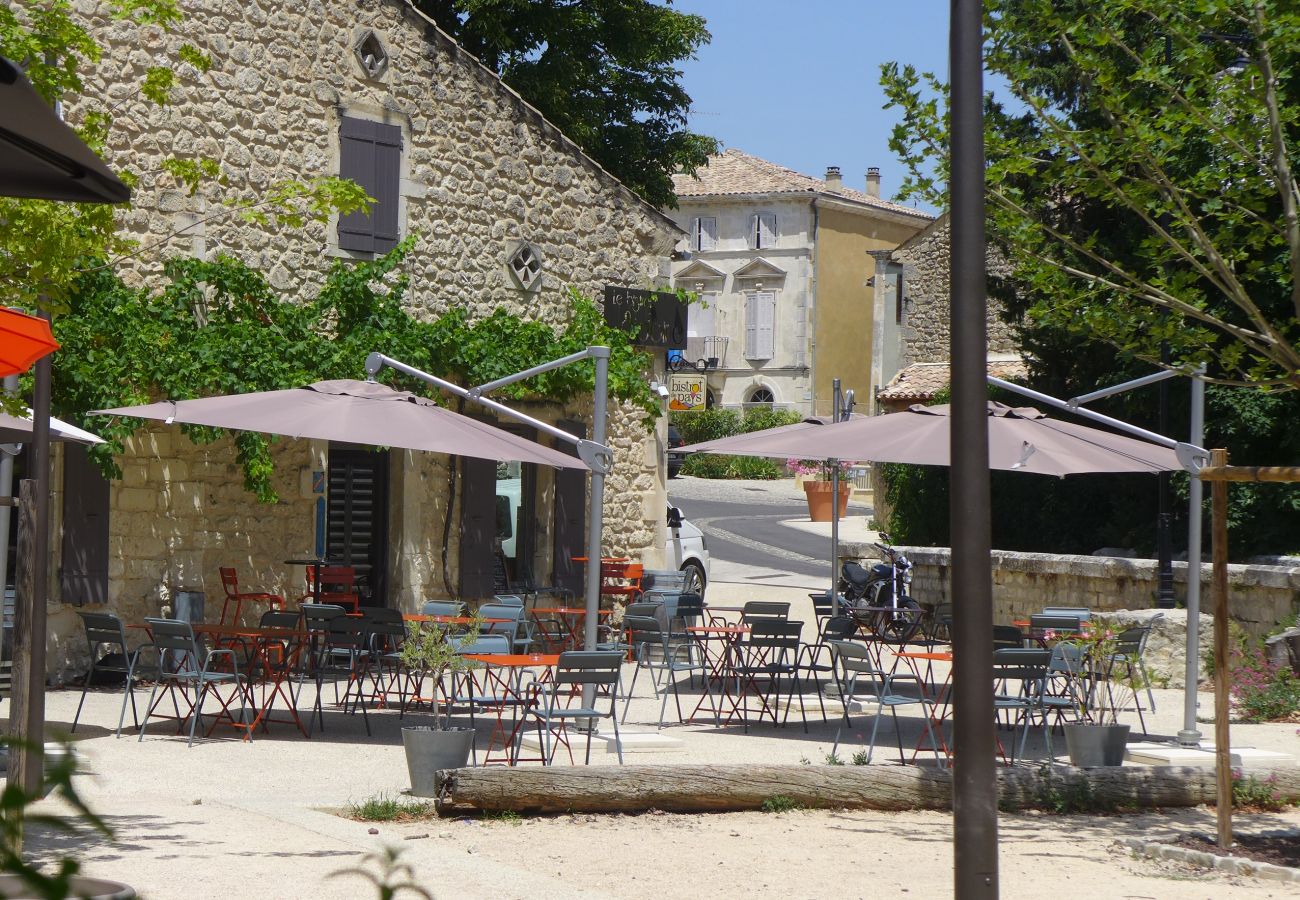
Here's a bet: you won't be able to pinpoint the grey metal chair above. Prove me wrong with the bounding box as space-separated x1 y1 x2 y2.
479 602 528 653
421 599 467 618
620 612 708 729
828 639 937 765
730 619 806 732
1041 606 1091 622
311 613 372 736
526 651 625 765
1105 616 1161 734
992 647 1052 764
138 617 251 747
71 612 156 738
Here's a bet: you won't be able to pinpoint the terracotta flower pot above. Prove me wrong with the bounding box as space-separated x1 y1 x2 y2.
802 480 851 522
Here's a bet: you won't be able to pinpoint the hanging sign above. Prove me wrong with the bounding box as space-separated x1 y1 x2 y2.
602 286 686 348
668 373 706 411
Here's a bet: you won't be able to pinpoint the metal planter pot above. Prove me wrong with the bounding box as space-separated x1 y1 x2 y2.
1063 723 1130 767
402 726 474 797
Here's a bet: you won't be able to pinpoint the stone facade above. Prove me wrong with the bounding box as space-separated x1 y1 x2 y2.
43 0 682 677
887 213 1020 373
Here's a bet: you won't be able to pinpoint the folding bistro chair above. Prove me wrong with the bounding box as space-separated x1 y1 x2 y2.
730 619 807 732
620 610 708 729
138 618 252 746
311 613 372 736
526 651 625 765
71 612 157 737
217 567 284 626
828 639 938 765
992 648 1052 764
421 599 467 618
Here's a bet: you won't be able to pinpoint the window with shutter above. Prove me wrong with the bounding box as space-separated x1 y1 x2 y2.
744 291 776 360
750 213 777 250
327 445 390 606
692 216 716 252
337 116 403 254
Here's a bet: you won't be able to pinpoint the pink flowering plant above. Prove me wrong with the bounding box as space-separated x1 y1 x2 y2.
1228 647 1300 723
787 458 854 481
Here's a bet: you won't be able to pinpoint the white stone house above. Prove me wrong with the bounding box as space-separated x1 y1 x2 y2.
666 150 932 416
32 0 683 674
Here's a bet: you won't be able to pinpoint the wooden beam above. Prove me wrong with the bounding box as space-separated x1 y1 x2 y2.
1210 448 1232 850
1198 464 1300 483
436 763 1300 816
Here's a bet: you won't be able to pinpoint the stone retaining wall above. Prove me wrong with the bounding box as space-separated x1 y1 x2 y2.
841 542 1300 687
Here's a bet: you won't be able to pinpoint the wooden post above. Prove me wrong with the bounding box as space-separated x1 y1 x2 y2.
6 480 42 797
1208 448 1232 850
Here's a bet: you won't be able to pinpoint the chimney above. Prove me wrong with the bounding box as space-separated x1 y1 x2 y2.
824 165 842 191
866 167 881 198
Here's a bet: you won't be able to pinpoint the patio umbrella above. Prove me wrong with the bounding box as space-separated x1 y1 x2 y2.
678 401 1182 600
0 309 60 377
0 56 131 203
0 409 104 445
679 402 1180 476
92 378 583 468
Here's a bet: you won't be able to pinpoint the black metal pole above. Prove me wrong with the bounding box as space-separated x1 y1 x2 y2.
951 1 998 897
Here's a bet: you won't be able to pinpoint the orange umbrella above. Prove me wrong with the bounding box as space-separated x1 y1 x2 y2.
0 308 58 376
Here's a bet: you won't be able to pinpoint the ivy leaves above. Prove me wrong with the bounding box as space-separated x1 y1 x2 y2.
57 244 654 500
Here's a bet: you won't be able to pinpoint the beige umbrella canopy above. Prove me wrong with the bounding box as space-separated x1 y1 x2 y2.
93 379 583 468
679 401 1181 476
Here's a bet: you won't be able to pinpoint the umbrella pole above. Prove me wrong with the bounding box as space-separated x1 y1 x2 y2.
830 460 840 616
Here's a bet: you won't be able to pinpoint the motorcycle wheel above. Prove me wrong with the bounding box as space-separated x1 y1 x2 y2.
880 598 922 642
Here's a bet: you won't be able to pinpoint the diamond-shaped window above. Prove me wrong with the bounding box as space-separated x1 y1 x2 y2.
355 32 389 79
509 243 543 290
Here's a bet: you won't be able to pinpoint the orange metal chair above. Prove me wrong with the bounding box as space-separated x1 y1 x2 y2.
217 567 285 626
302 565 361 614
599 561 644 605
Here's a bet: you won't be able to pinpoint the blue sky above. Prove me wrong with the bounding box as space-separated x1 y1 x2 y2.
673 0 955 212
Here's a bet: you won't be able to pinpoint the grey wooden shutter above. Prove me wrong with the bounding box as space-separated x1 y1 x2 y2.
59 445 109 606
327 446 390 606
337 116 403 253
756 291 776 359
744 294 758 358
693 216 716 252
458 455 496 599
758 213 777 249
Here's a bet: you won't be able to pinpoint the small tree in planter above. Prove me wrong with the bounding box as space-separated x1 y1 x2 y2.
1050 627 1145 766
398 616 483 795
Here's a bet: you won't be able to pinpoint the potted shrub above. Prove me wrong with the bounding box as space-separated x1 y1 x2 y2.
789 458 853 522
1056 627 1141 767
398 616 483 796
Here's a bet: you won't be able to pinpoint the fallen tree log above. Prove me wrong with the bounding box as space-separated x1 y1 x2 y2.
436 764 1300 815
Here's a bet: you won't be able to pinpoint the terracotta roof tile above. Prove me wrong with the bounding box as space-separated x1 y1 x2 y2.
877 359 1029 401
671 149 932 220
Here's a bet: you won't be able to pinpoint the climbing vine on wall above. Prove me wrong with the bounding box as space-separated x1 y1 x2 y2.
53 241 656 500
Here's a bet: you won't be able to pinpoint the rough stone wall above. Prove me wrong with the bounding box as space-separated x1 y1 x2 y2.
47 0 676 672
79 0 677 317
891 215 1020 368
840 542 1300 688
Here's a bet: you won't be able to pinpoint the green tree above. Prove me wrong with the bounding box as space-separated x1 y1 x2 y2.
417 0 718 207
879 0 1300 558
883 0 1300 389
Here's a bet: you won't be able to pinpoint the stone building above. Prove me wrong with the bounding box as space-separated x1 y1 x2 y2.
36 0 683 675
873 212 1024 410
666 150 932 416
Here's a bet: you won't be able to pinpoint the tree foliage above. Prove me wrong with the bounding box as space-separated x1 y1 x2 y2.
883 0 1300 390
57 243 657 501
417 0 718 207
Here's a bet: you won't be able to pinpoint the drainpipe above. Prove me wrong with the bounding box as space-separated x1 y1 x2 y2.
809 196 819 415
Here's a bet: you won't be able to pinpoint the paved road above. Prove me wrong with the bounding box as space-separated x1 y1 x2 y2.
668 476 871 585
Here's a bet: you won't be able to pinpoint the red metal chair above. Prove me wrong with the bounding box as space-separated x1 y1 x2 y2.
599 561 644 605
302 565 361 614
217 567 284 626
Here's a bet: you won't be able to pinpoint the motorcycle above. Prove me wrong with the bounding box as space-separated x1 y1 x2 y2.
838 534 921 641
